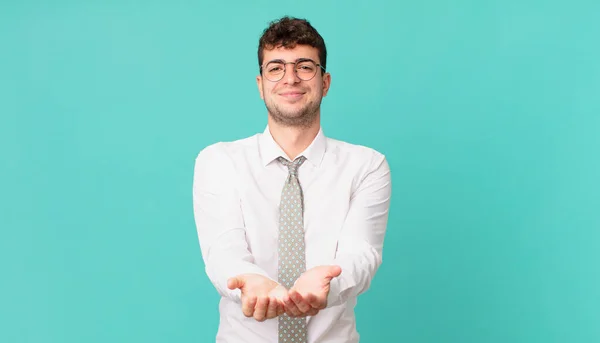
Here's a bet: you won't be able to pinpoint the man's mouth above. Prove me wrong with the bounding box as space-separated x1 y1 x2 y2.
279 91 305 100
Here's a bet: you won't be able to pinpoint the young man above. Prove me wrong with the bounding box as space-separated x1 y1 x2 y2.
193 16 392 343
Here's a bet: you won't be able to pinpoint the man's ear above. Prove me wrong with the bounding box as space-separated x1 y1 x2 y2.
256 75 264 100
322 72 331 97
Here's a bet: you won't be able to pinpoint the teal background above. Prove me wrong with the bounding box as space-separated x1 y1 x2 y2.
1 0 599 342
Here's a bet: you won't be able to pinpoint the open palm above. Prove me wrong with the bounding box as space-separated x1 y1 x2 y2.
227 274 287 321
284 265 342 316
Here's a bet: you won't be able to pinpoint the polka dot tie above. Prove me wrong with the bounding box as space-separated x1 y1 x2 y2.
277 156 308 343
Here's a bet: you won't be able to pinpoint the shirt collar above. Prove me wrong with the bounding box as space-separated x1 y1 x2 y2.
259 125 327 167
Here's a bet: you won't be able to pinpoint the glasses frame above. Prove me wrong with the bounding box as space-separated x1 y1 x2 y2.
260 58 326 82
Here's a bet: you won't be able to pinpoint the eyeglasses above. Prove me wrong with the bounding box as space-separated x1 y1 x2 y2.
260 58 326 82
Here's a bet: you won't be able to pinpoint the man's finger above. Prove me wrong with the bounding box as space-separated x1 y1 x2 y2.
304 293 322 309
276 303 286 317
227 276 244 290
289 290 311 313
254 296 269 322
306 307 319 316
242 296 257 317
283 294 302 317
326 265 342 280
266 296 279 319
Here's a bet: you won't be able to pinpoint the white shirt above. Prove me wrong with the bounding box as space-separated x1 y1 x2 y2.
192 126 392 343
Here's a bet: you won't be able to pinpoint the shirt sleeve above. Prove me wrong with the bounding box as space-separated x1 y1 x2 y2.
192 143 275 303
326 153 392 307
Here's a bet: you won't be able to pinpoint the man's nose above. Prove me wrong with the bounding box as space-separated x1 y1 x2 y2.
282 63 300 84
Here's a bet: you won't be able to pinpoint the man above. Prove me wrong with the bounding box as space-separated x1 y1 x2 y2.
192 16 392 343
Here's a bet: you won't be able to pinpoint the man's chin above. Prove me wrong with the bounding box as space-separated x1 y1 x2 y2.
271 112 304 122
269 111 314 126
279 111 305 119
269 105 306 120
266 102 319 126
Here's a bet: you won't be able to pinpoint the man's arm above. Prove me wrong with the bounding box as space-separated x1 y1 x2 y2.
192 143 275 303
325 153 392 307
287 153 391 313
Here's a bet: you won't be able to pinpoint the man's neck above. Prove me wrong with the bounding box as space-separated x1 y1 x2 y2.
268 115 321 161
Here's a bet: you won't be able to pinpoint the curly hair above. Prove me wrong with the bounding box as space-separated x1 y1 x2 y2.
258 16 327 72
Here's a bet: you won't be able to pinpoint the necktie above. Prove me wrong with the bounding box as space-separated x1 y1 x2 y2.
277 156 308 343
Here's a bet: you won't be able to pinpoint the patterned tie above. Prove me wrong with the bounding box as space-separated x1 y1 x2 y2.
277 156 308 343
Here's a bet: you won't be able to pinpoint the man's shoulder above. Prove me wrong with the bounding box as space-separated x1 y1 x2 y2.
195 134 259 162
325 136 387 162
325 137 391 187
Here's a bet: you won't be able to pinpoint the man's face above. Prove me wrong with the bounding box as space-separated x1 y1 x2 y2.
257 45 331 127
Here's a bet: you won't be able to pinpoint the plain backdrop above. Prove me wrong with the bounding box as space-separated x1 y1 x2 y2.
1 0 599 342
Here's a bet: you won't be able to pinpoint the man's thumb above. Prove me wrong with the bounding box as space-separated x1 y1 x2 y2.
327 265 342 279
227 276 245 290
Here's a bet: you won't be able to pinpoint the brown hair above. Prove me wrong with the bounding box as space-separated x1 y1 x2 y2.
258 16 327 72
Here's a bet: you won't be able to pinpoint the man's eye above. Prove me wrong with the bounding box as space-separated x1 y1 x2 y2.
297 64 315 72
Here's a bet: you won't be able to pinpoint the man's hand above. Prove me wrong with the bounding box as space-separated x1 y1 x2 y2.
227 274 287 322
284 265 342 317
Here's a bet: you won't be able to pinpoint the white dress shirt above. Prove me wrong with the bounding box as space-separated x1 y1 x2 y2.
192 126 392 343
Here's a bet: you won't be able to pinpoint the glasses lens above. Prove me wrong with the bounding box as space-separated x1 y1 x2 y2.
264 62 285 81
263 60 320 81
296 60 318 81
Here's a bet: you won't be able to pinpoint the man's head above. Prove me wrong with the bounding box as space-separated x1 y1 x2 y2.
256 17 331 128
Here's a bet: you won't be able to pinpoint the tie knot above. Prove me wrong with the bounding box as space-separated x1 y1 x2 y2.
278 156 306 176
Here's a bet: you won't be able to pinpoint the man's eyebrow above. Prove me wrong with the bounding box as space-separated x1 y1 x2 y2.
265 58 316 64
265 59 285 64
296 58 315 63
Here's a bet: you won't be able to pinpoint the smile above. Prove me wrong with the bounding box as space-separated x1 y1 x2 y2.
279 92 305 100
